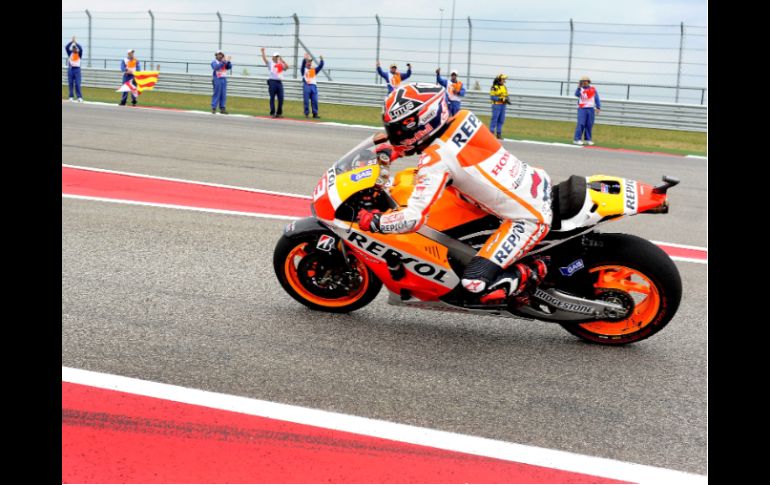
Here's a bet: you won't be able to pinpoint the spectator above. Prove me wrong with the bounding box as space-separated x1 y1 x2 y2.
261 48 289 118
376 61 412 93
65 36 84 103
489 73 509 140
573 76 601 145
435 68 466 116
211 50 232 114
301 53 324 118
119 49 140 106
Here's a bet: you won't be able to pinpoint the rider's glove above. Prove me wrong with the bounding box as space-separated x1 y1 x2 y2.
374 144 405 165
357 209 382 232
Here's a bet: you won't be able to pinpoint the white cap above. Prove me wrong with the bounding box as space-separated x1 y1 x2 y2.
127 48 135 54
215 50 224 55
450 70 458 75
272 52 280 57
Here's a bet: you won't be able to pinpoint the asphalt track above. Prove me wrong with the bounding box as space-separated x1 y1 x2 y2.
61 102 707 474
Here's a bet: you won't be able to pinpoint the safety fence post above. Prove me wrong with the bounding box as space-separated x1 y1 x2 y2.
85 9 92 67
466 17 472 87
293 14 300 79
148 10 155 68
566 18 574 96
675 21 684 103
375 14 381 84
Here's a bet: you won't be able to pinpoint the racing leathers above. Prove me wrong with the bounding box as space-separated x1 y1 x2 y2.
366 110 553 297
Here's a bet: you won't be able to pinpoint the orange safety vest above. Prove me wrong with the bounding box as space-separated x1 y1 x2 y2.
303 67 317 85
448 81 463 101
69 51 81 67
390 72 401 88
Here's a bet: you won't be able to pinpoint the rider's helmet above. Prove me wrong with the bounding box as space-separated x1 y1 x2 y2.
382 82 450 153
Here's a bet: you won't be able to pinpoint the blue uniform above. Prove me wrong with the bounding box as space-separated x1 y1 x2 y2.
266 59 288 116
436 73 466 116
65 42 83 99
573 86 601 142
377 66 412 93
300 59 324 116
211 59 232 110
120 57 141 105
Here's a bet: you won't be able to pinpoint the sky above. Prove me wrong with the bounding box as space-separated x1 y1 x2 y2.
62 0 707 104
61 0 707 25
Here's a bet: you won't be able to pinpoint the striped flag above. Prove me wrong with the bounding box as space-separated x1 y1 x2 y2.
115 71 159 96
116 81 138 97
133 71 159 93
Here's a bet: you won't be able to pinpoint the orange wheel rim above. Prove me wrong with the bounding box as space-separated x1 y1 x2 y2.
578 265 661 336
284 242 369 307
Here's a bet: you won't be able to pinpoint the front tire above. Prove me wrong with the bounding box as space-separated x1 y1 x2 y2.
273 232 382 313
558 233 682 345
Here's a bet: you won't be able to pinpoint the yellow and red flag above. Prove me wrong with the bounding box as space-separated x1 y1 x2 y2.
115 71 160 96
133 71 159 93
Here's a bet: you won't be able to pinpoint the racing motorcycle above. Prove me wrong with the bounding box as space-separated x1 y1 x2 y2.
273 133 682 345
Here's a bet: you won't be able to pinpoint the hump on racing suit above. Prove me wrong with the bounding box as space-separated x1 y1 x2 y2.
376 109 553 239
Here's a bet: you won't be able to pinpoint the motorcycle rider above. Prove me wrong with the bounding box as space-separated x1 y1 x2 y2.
357 83 552 304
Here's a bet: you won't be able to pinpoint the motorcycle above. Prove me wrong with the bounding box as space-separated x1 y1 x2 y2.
273 133 682 345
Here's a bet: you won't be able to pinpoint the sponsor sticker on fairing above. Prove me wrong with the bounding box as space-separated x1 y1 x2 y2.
351 168 373 182
312 173 327 201
624 179 638 213
332 229 459 288
559 259 585 277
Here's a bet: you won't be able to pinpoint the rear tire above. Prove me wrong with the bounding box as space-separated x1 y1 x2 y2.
558 233 682 345
273 232 382 313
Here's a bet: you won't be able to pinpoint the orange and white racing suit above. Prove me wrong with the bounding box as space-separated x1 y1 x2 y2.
377 109 553 272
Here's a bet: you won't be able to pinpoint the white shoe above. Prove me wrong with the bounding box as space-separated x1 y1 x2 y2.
77 98 84 103
585 140 594 146
573 140 583 145
68 97 74 102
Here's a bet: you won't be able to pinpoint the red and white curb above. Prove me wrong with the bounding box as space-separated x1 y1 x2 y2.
62 164 707 264
63 99 706 158
62 366 705 484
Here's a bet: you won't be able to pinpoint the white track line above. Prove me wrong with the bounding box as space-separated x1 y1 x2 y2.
63 163 312 199
62 188 706 264
669 256 707 264
503 138 582 148
650 240 707 251
65 100 706 158
63 164 708 255
62 194 301 221
62 366 705 485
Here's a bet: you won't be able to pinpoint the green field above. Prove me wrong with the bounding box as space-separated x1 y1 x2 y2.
63 86 707 156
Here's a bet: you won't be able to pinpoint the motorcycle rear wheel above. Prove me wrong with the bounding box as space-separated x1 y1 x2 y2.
274 233 382 313
558 234 682 345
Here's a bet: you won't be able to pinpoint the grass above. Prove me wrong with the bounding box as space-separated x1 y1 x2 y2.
63 86 706 156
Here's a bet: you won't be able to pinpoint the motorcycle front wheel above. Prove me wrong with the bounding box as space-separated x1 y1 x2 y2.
273 233 382 313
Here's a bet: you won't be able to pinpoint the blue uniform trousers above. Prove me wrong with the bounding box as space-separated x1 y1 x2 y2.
448 100 461 116
212 78 227 109
490 104 506 135
68 67 82 98
303 84 319 115
120 74 137 104
268 79 284 115
574 107 596 142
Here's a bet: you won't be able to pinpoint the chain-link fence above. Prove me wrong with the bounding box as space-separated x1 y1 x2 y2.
62 11 707 105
